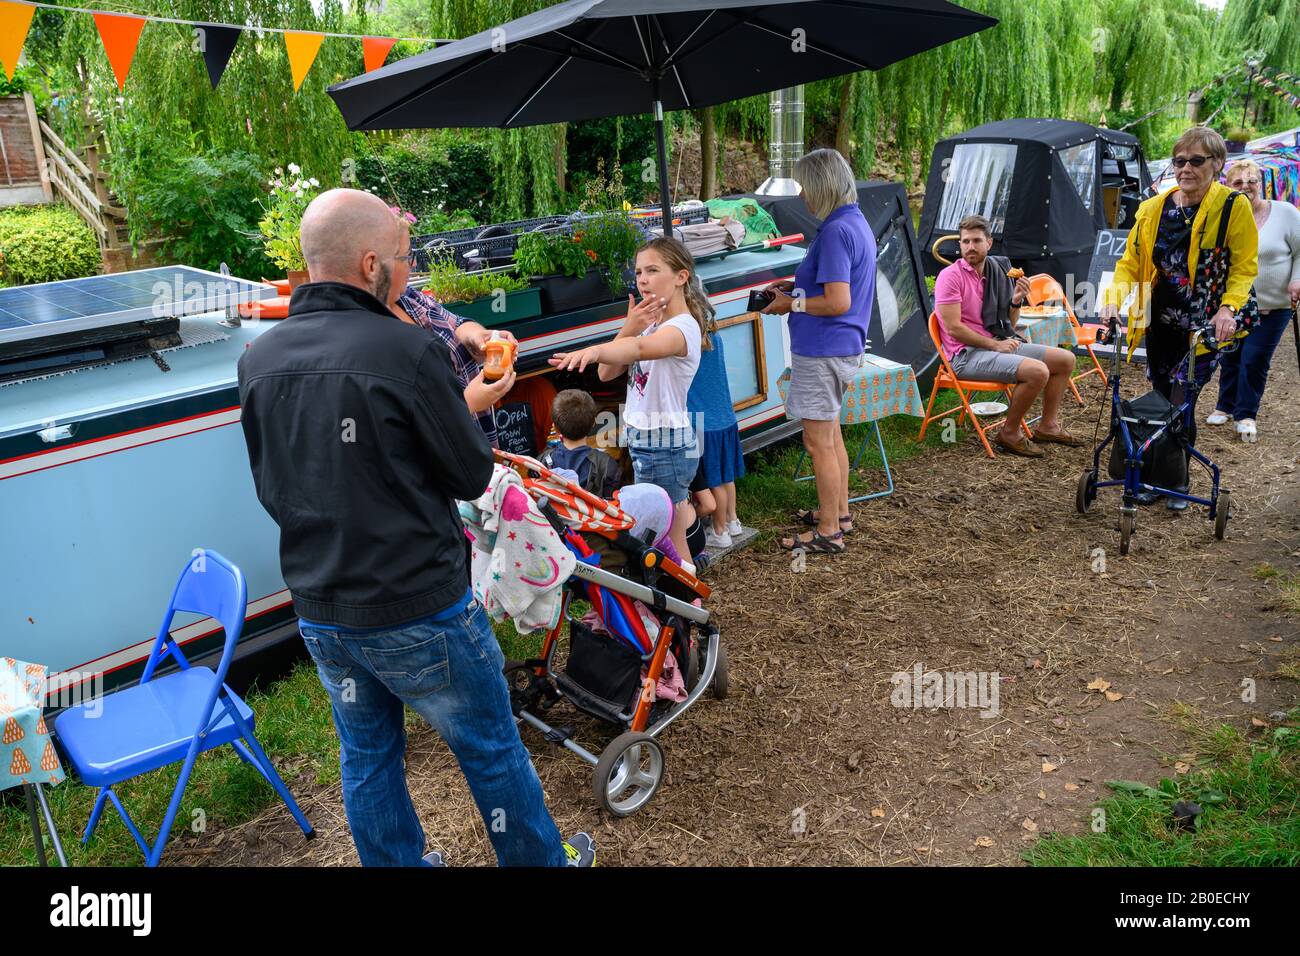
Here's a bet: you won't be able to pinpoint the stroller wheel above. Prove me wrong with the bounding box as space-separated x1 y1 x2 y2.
1075 470 1097 514
593 732 664 816
1119 508 1136 556
711 642 730 700
1215 491 1231 541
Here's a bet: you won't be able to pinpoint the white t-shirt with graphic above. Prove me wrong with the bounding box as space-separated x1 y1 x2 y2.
623 313 702 431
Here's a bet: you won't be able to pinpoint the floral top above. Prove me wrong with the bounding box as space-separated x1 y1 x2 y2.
1150 194 1201 330
395 287 498 447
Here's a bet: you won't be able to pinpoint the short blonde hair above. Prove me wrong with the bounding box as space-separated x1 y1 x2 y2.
794 148 858 220
1172 127 1227 173
1226 158 1262 184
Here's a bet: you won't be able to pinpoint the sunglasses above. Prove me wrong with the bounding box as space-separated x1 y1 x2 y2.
1171 155 1211 169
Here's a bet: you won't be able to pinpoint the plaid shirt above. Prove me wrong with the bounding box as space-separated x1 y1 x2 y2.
396 288 498 446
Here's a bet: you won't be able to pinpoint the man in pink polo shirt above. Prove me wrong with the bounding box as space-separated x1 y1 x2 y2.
934 214 1082 457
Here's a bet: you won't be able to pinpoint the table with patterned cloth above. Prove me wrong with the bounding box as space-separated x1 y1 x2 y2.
777 353 924 502
1016 307 1078 349
1 657 67 865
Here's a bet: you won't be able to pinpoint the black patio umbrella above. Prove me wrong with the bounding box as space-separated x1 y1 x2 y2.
328 0 997 236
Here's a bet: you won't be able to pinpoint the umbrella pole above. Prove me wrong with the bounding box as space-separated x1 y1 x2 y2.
654 96 672 239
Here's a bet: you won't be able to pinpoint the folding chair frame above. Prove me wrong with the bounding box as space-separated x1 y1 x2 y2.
1026 274 1110 405
792 420 896 503
72 552 313 866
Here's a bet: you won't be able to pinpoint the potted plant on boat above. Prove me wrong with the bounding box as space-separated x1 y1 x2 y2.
421 258 540 325
258 166 319 289
512 160 645 313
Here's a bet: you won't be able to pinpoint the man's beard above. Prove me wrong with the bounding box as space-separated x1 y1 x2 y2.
370 261 393 306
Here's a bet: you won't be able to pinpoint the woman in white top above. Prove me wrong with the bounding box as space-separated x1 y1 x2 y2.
550 237 709 566
1207 159 1300 442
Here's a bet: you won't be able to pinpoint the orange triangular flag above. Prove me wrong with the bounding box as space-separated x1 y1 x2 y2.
362 36 398 74
0 1 35 80
94 12 147 91
284 31 324 92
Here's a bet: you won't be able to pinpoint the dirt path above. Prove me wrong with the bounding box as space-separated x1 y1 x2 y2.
171 350 1300 867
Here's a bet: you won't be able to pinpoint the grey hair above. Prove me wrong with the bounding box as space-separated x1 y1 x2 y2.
794 148 859 220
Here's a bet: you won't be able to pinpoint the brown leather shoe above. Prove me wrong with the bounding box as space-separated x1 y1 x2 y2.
994 432 1045 457
1033 427 1085 447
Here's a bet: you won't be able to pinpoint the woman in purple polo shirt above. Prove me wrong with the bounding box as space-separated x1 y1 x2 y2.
761 148 876 554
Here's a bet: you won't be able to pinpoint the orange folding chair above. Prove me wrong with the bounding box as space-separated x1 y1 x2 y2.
1026 273 1112 404
917 312 1032 459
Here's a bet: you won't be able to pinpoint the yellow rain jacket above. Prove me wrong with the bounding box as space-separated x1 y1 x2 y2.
1102 182 1258 359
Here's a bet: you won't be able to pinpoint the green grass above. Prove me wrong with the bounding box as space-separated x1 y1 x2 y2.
1252 562 1281 580
0 663 339 867
1025 707 1300 867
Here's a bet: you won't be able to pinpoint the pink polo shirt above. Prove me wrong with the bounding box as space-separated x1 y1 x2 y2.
933 257 989 361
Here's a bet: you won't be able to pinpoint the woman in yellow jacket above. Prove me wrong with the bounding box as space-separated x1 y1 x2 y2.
1099 127 1258 509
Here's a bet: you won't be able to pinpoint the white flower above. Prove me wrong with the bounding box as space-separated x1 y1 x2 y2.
275 167 283 176
274 179 283 188
288 163 301 175
309 177 320 186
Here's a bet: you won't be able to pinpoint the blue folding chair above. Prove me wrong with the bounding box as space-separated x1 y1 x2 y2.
54 550 313 866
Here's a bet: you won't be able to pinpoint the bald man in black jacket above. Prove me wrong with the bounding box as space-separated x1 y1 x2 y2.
238 188 593 867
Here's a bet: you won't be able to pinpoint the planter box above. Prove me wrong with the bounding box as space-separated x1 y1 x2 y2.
444 286 542 326
534 269 621 314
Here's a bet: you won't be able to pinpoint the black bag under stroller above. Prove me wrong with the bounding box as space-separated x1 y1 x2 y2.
1106 389 1188 489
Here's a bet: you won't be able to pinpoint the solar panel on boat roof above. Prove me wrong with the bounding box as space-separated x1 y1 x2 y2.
0 266 275 345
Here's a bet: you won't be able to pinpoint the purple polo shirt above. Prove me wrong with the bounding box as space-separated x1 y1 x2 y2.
933 257 990 361
788 203 876 357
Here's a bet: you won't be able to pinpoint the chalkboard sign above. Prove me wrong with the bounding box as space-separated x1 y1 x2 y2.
1087 229 1131 314
494 402 535 456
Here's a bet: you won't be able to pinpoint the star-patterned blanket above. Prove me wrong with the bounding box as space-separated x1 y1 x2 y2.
459 464 577 634
0 658 64 791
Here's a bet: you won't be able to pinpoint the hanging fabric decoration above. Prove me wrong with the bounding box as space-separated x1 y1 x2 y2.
284 30 324 92
94 11 147 91
197 21 242 90
362 36 397 74
0 0 35 81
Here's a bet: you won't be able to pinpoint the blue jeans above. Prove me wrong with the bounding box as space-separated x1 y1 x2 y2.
298 601 567 867
1216 308 1293 420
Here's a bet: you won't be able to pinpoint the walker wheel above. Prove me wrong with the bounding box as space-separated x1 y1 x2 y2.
1214 490 1231 541
712 642 730 700
1119 508 1136 556
593 732 664 817
1076 469 1097 514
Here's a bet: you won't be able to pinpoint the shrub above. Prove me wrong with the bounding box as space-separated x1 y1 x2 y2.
566 115 658 205
355 135 491 223
0 204 100 286
422 259 527 305
129 150 274 278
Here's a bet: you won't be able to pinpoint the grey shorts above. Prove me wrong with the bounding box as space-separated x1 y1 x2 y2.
785 352 864 421
951 342 1052 384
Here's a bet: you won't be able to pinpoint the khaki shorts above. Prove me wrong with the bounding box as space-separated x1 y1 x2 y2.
784 353 865 421
951 342 1052 383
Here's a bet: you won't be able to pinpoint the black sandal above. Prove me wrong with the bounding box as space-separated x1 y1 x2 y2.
793 509 854 535
779 529 846 553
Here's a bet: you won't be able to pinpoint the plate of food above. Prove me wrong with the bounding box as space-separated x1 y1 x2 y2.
970 400 1009 417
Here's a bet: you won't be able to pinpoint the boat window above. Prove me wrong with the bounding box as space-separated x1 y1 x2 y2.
715 311 767 411
937 143 1018 234
1059 141 1098 213
874 230 922 344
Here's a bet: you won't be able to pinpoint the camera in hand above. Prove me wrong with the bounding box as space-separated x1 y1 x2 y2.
747 289 776 312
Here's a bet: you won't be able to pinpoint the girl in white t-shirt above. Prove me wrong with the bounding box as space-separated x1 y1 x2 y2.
550 237 711 567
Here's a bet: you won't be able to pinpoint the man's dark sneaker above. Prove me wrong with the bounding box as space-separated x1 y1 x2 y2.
422 850 446 867
563 832 596 867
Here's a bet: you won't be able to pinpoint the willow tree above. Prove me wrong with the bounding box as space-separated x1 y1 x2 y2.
35 0 370 195
1217 0 1300 131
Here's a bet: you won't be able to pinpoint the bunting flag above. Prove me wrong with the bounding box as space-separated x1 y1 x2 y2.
362 36 398 74
0 0 35 81
197 22 242 90
94 12 147 91
284 30 324 92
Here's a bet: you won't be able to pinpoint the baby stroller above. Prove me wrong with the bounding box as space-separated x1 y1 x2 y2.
1074 317 1231 555
491 450 727 816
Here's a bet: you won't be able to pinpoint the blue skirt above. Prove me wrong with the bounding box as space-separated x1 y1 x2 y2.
697 424 746 488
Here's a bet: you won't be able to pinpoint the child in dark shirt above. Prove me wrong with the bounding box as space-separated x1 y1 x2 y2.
540 389 620 500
